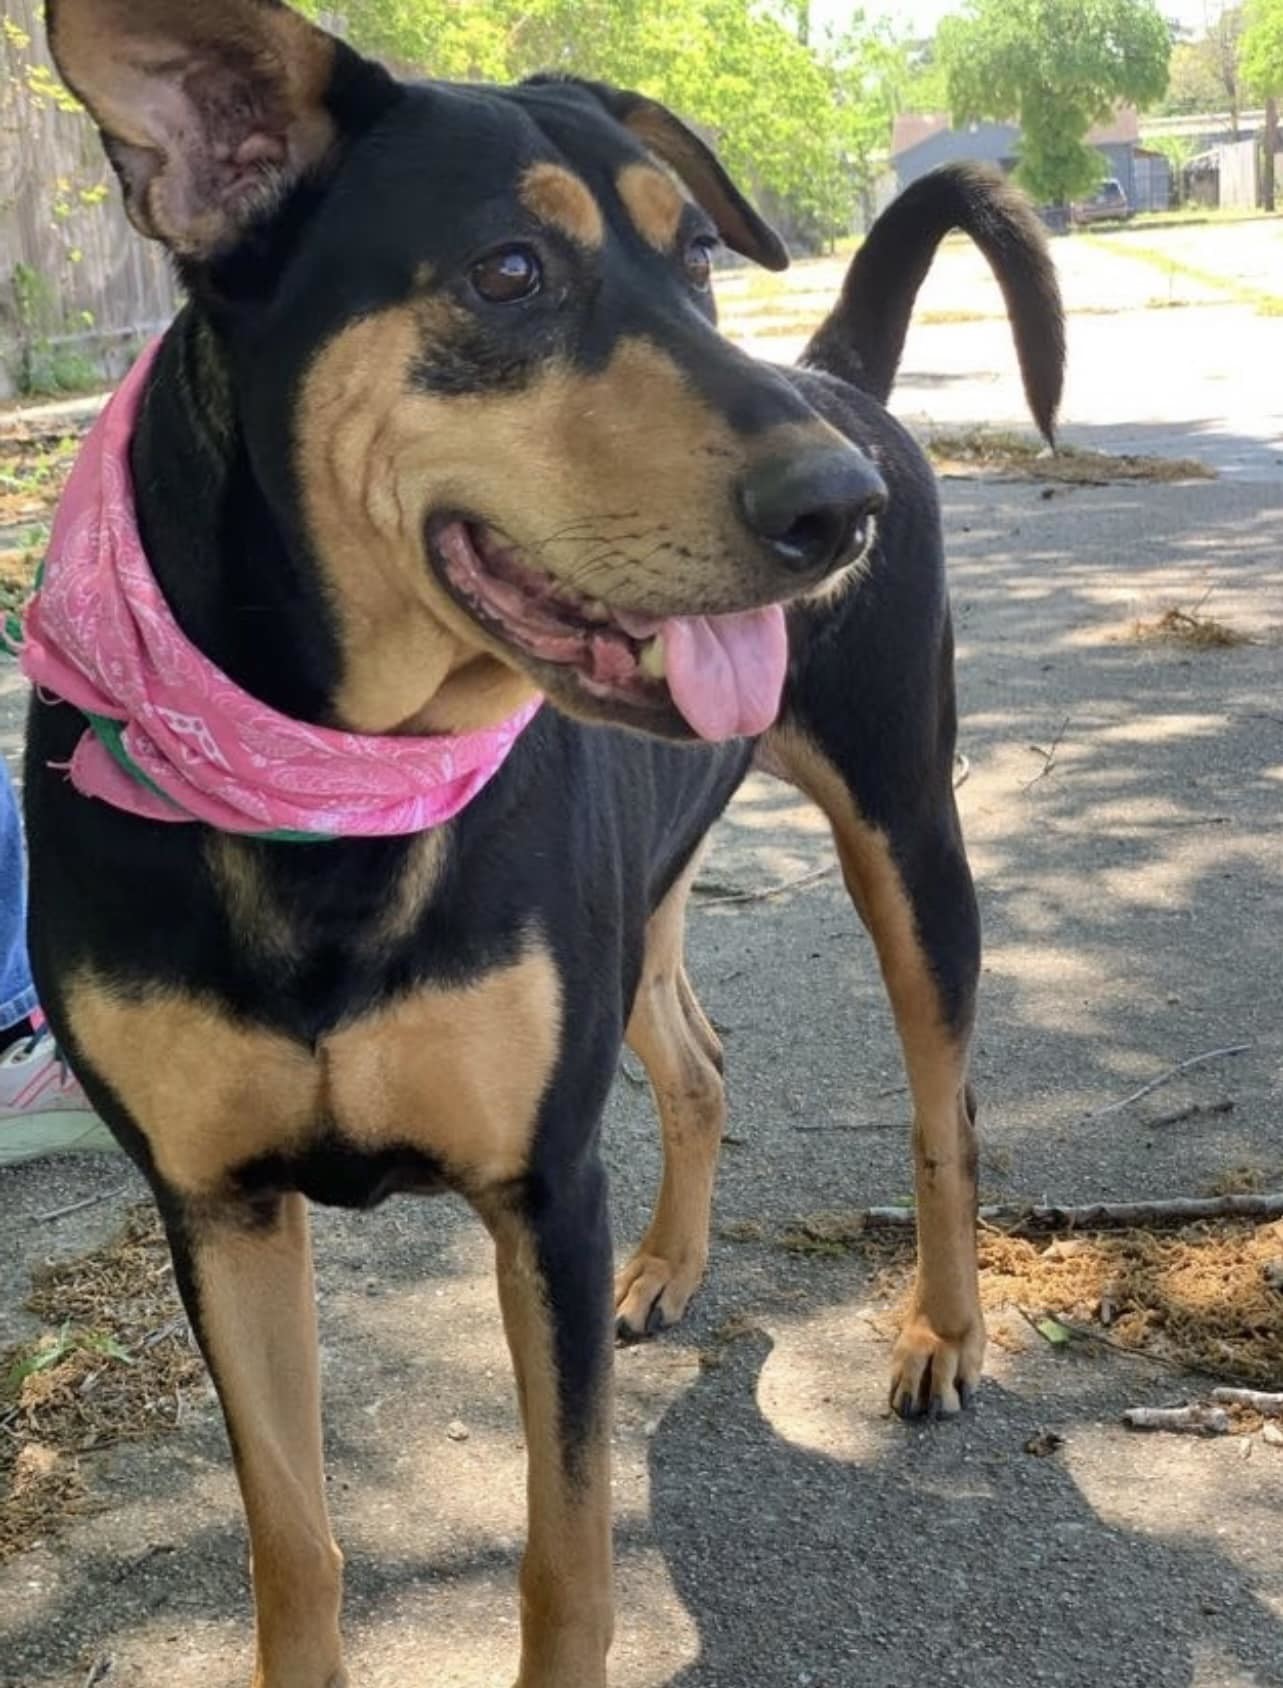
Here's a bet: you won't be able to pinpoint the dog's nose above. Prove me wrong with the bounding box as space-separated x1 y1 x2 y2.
737 448 887 575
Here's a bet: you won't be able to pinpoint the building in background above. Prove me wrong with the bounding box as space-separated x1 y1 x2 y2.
883 108 1169 217
880 103 1280 222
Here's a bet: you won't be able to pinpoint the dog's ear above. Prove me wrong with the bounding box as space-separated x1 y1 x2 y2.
46 0 395 259
572 80 789 272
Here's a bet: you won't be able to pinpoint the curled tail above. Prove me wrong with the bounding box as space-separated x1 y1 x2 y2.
803 163 1065 442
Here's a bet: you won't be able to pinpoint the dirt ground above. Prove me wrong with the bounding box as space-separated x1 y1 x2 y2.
1 222 1282 1686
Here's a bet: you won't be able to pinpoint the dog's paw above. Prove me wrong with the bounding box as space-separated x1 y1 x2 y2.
614 1247 703 1342
889 1308 986 1420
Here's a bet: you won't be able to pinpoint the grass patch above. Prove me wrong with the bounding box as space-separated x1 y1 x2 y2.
926 427 1213 484
917 307 989 326
0 1204 204 1563
1082 233 1283 317
0 422 89 620
0 429 80 530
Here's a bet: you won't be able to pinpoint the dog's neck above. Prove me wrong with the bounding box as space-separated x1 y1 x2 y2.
129 310 345 725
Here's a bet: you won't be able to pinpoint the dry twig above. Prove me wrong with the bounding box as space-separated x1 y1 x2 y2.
1123 1404 1230 1435
31 1185 129 1226
1085 1044 1252 1121
1212 1388 1283 1416
859 1192 1283 1232
1022 716 1070 789
694 862 834 906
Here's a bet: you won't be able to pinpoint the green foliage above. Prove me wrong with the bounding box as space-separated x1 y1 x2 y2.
295 0 907 242
9 264 99 397
1241 0 1283 95
1160 7 1246 120
938 0 1172 204
1147 132 1197 202
1161 39 1233 113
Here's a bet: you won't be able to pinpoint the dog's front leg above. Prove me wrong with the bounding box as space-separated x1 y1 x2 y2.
169 1191 347 1688
483 1157 614 1688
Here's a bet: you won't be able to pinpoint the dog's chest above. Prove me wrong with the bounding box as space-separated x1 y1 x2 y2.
66 943 562 1199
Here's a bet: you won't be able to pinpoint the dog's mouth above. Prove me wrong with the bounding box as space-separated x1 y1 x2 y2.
430 519 788 741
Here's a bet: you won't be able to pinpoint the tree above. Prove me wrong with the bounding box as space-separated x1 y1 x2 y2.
1148 132 1197 203
1162 38 1233 114
295 0 908 245
937 0 1172 205
1210 4 1247 134
1241 0 1283 91
1241 0 1283 209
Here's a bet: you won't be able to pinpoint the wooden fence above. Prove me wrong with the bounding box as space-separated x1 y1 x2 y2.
0 0 179 399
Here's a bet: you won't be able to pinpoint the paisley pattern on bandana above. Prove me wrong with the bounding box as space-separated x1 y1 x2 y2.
19 344 540 839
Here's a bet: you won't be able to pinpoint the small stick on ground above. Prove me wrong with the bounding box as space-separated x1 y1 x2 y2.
694 862 835 906
31 1184 130 1225
1022 716 1070 790
1146 1098 1233 1129
857 1191 1283 1231
1085 1044 1252 1120
1123 1404 1230 1435
1212 1388 1283 1416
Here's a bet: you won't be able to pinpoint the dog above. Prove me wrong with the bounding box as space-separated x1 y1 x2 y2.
26 3 1064 1683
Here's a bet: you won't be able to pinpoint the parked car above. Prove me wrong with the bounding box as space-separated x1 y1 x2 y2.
1070 178 1131 227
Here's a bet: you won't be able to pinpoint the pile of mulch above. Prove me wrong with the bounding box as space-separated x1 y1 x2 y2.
755 1213 1283 1399
1132 604 1253 648
974 1222 1283 1390
0 1204 203 1563
925 427 1213 486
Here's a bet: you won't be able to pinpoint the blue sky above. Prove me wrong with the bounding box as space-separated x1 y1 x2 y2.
813 0 1216 37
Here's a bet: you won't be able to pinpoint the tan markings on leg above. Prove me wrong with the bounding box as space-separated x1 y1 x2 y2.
520 163 604 248
66 974 320 1195
295 309 849 732
615 852 726 1337
768 727 984 1415
321 938 562 1186
615 162 687 252
484 1204 612 1688
205 835 298 962
193 1195 347 1688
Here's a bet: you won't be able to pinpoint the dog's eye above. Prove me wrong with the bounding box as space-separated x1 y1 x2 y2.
470 246 543 304
683 236 717 292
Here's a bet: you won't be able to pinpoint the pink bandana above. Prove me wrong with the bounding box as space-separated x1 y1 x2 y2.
19 343 540 840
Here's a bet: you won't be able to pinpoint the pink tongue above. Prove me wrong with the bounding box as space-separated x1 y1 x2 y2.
660 605 788 742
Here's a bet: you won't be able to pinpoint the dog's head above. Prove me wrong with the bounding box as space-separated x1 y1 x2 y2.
49 0 885 742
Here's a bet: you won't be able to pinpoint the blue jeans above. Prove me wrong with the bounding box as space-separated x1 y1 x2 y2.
0 762 37 1032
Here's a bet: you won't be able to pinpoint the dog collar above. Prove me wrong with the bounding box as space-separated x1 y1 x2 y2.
17 343 540 841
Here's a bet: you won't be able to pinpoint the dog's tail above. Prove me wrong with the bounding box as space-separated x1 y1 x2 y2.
802 163 1065 443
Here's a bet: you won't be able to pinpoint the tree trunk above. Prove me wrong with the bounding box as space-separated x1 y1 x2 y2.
1265 97 1279 214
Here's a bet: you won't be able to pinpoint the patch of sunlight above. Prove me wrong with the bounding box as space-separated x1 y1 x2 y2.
1094 713 1226 745
983 943 1107 988
756 1305 898 1463
1190 1645 1274 1687
613 1548 700 1686
1066 1424 1278 1566
1099 839 1267 911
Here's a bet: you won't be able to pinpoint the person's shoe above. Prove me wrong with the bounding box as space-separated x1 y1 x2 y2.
0 1032 119 1164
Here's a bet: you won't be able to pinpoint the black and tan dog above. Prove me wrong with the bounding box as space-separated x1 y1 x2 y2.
28 3 1063 1683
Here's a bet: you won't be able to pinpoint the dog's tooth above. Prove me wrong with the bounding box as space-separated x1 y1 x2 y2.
638 636 666 679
